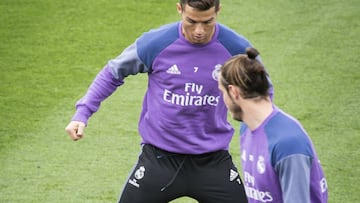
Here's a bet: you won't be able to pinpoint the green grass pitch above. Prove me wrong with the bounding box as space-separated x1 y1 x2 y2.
0 0 359 202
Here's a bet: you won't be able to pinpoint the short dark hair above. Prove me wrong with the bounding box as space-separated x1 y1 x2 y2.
179 0 220 12
220 47 270 99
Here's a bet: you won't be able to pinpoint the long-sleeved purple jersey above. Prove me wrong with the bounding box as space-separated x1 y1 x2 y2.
72 22 270 154
240 106 328 203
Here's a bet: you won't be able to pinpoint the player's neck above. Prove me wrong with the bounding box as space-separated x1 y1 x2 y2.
243 99 273 131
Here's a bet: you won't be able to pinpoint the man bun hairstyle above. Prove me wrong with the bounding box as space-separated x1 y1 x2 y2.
246 47 259 60
220 47 270 99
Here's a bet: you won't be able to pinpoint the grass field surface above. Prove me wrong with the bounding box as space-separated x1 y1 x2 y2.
1 0 359 202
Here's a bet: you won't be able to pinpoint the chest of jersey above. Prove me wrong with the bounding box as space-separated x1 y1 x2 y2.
241 129 282 203
150 39 231 99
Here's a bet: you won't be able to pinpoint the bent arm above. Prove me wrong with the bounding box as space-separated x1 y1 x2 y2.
71 43 149 125
71 65 123 125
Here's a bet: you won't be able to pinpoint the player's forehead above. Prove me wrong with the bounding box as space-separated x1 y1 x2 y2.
182 4 217 21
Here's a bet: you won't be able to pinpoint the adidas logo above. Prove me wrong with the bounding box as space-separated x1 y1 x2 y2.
230 169 238 181
166 64 181 75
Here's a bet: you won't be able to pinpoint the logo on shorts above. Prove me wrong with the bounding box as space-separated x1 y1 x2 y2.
230 169 242 185
134 166 145 179
230 169 238 181
129 166 146 188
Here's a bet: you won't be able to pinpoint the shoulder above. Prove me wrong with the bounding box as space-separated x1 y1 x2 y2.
217 24 252 56
137 22 179 51
136 22 180 68
265 109 314 167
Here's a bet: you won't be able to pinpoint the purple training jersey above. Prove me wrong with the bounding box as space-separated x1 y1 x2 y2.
240 106 328 203
72 22 271 154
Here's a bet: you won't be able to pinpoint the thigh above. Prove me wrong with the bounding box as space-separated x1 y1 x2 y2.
188 151 248 203
117 145 186 203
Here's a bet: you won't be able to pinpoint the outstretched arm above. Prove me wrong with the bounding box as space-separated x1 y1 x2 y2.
71 65 124 125
65 42 149 141
65 65 123 141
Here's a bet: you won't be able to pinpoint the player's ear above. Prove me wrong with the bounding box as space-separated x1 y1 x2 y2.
176 3 182 14
217 4 222 13
228 85 240 100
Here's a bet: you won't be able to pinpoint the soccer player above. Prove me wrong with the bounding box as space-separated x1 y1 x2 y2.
65 1 271 202
218 47 328 203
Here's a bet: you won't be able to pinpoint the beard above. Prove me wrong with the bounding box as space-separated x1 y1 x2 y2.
229 101 243 122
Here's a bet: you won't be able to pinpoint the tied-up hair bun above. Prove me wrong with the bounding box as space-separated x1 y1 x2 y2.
246 47 259 59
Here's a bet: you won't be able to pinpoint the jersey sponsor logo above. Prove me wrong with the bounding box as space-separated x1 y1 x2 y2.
163 64 221 107
166 64 181 75
163 82 220 106
244 171 255 186
128 166 146 188
245 185 274 202
244 171 274 202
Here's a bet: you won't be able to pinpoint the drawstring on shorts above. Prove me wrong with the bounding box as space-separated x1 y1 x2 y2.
158 155 187 192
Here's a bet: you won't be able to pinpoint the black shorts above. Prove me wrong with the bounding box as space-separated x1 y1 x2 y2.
118 144 248 203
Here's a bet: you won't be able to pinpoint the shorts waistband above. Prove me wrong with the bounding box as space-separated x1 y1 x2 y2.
144 144 227 158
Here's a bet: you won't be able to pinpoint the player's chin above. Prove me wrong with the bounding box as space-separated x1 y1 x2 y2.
190 37 207 44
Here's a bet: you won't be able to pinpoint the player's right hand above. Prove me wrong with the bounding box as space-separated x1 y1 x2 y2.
65 121 86 141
